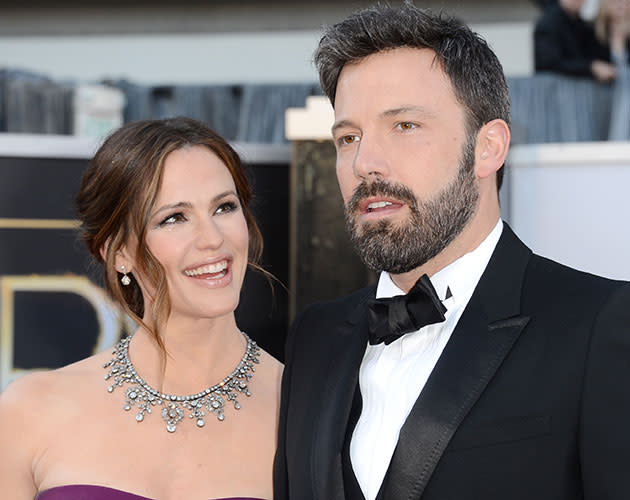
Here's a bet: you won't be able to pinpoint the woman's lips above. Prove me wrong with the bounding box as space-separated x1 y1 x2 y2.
182 259 235 288
184 259 229 278
182 261 234 289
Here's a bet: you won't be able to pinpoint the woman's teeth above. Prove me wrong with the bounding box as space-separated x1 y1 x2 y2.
184 260 228 277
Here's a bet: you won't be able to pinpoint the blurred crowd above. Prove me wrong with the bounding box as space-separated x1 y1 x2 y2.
535 0 630 139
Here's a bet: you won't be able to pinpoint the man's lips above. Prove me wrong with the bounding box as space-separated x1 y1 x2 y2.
358 197 405 215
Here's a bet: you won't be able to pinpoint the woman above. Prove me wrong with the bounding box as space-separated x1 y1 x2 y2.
0 117 283 499
595 0 630 139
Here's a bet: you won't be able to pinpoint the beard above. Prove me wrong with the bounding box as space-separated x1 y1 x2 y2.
344 135 479 274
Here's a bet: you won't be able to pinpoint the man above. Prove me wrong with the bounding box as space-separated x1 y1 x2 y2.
274 4 630 500
534 0 616 81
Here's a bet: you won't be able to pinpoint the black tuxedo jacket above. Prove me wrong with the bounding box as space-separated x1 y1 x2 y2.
274 224 630 499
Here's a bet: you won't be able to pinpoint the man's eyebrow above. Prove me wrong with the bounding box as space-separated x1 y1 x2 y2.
331 106 437 134
381 105 437 118
331 119 358 135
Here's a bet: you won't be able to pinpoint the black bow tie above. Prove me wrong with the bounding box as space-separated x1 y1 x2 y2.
367 274 447 346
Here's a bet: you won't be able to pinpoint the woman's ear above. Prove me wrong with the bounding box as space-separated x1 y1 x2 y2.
99 239 109 264
475 119 510 180
100 239 133 274
114 248 134 274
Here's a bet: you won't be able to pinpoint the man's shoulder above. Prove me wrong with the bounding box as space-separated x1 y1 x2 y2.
526 251 629 304
529 252 624 284
500 224 626 294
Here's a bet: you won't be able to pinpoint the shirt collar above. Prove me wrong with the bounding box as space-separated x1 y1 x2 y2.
376 219 504 304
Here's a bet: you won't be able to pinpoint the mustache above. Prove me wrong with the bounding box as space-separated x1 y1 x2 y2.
346 180 417 214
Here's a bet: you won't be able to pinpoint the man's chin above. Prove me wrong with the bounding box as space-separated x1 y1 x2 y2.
354 214 405 231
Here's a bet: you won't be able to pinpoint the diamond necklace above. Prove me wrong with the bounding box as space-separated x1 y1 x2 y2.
104 332 260 433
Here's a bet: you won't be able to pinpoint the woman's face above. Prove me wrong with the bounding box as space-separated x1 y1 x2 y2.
131 145 249 323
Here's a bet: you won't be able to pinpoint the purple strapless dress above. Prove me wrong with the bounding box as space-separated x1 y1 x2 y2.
36 484 264 500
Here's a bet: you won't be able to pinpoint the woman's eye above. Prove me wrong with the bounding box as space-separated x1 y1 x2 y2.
159 213 185 226
216 201 239 214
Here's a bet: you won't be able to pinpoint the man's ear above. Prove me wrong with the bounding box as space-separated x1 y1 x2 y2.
475 119 510 180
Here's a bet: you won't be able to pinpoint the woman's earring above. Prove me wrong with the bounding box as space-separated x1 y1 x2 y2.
120 265 131 286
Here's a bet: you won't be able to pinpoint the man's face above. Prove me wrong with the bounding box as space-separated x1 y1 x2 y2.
332 47 480 273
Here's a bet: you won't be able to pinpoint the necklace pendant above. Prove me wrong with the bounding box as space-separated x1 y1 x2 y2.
162 402 184 433
206 394 226 421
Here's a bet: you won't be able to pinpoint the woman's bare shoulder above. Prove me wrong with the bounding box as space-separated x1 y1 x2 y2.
0 349 114 416
0 349 116 496
0 367 67 460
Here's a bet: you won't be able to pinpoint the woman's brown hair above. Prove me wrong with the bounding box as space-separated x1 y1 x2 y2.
76 117 263 353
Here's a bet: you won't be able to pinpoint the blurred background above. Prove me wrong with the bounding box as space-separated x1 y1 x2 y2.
1 0 629 387
0 0 542 138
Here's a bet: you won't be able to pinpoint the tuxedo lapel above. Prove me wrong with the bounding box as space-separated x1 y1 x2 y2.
311 286 374 500
380 224 532 500
342 385 367 500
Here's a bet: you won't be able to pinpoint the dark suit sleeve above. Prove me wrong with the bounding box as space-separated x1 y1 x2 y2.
273 307 307 500
580 283 630 498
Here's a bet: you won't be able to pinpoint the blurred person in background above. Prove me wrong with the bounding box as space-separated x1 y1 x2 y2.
595 0 630 138
535 0 616 81
0 117 282 500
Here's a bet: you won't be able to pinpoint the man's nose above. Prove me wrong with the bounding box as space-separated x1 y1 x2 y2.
352 135 391 180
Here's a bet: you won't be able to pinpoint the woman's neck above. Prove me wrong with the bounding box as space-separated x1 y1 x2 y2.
128 313 246 395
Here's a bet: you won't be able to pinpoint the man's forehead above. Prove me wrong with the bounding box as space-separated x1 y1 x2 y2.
335 48 449 93
333 48 457 116
339 46 441 74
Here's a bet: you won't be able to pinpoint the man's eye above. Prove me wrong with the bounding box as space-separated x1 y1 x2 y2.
339 134 360 146
216 201 238 214
159 213 185 226
397 122 417 131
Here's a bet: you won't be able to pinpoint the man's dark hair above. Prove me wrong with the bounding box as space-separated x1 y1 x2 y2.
314 2 511 190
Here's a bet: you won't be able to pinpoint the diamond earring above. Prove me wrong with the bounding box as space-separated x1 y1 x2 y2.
120 265 131 286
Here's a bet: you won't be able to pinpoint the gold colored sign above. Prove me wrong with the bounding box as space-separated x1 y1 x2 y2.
0 275 126 390
0 218 81 230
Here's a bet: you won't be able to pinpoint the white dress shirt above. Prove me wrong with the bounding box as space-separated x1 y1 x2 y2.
349 219 504 500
